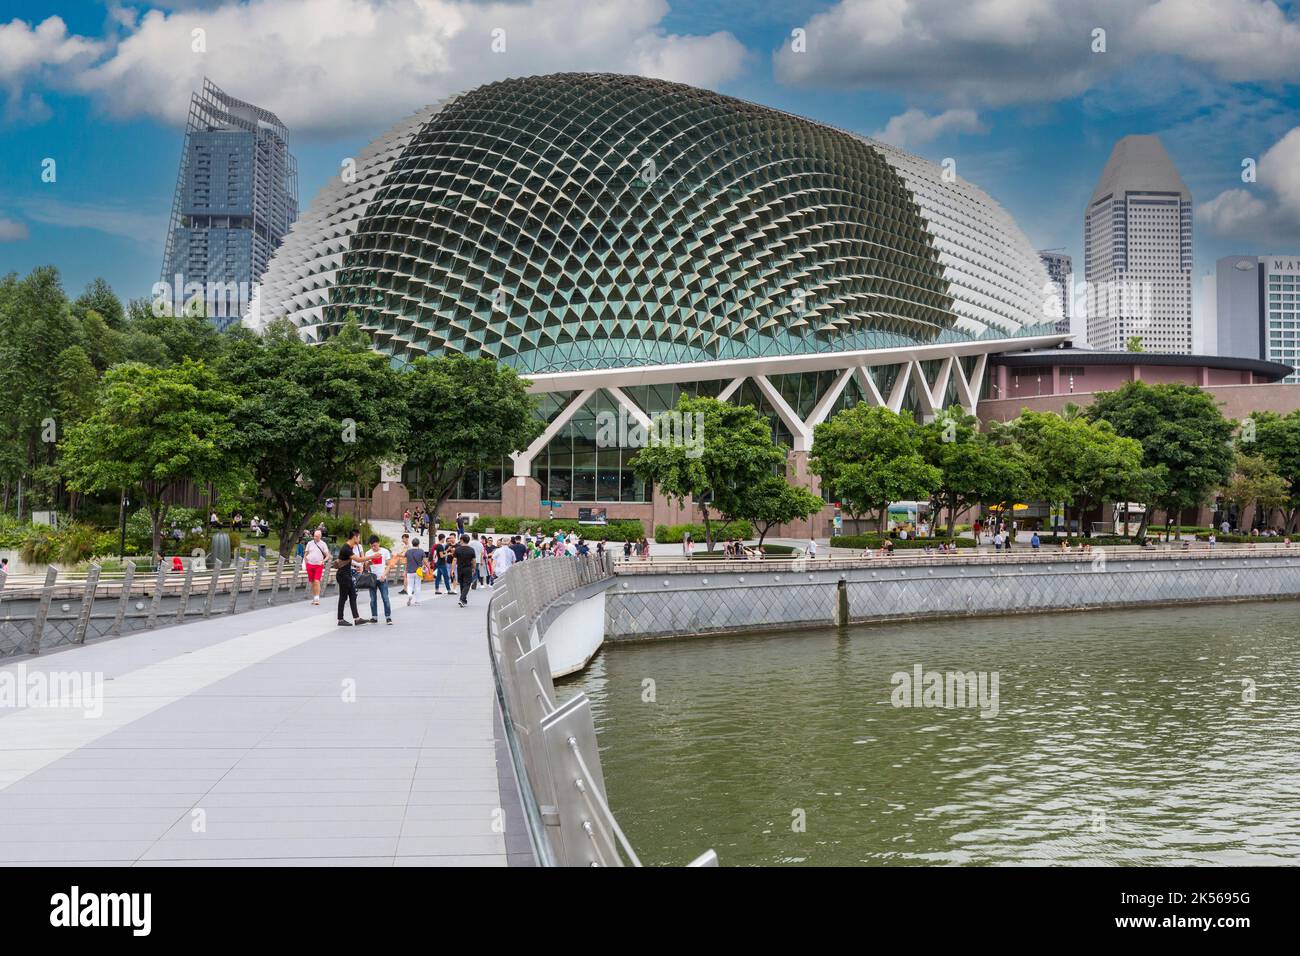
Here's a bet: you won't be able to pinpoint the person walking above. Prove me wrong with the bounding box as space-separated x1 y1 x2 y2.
402 509 411 533
492 536 516 578
393 533 410 593
454 534 477 607
364 535 393 625
303 529 331 606
404 537 426 605
683 532 694 559
807 538 818 559
335 529 366 627
469 532 484 588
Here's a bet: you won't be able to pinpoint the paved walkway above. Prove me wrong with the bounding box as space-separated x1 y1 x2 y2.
0 572 524 867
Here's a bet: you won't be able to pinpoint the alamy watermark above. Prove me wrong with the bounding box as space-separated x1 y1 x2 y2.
595 406 704 458
151 276 250 320
0 664 104 719
890 663 999 718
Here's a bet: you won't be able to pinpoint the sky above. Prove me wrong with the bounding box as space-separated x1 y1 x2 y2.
2 0 1299 340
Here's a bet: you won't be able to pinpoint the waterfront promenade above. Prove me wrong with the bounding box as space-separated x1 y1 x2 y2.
0 583 522 866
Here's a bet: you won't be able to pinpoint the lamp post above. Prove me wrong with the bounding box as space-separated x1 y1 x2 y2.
118 491 130 558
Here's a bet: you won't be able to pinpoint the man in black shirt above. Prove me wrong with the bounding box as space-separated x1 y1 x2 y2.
454 534 477 607
509 535 526 562
433 533 451 595
336 529 366 626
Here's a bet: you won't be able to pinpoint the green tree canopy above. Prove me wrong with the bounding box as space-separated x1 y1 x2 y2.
1220 451 1290 531
632 395 785 551
1243 411 1300 532
727 474 825 546
1087 381 1235 534
920 407 1030 538
218 324 408 557
810 404 941 532
60 360 241 556
401 354 540 521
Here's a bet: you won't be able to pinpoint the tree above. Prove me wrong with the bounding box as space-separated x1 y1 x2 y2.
1244 411 1300 532
71 277 126 330
921 407 1029 538
1007 410 1151 537
810 404 941 532
401 354 540 521
218 324 408 557
1125 336 1144 352
1088 382 1235 538
0 267 81 516
1220 452 1290 531
61 361 241 556
728 475 825 546
632 396 785 551
123 298 224 367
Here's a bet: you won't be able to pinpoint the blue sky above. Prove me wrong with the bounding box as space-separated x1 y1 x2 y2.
2 0 1299 334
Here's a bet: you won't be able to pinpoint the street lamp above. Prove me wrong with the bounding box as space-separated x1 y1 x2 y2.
118 491 130 558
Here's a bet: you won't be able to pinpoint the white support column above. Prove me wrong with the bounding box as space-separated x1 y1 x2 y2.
909 359 938 420
717 376 746 401
853 365 887 407
951 357 978 416
967 353 989 407
804 366 855 430
752 374 813 451
929 356 955 412
602 386 652 431
886 362 913 413
511 387 595 476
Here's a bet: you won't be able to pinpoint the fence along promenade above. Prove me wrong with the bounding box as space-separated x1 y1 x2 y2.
487 551 717 867
0 555 333 659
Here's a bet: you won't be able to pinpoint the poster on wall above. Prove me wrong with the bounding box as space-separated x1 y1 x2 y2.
578 507 608 525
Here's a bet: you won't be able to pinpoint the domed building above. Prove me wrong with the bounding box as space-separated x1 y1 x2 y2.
249 73 1065 529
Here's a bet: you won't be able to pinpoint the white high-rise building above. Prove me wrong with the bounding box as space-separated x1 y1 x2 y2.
1084 135 1192 352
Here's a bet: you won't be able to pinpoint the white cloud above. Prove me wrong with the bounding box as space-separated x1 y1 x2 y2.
58 0 745 136
872 108 986 147
0 216 29 241
0 16 103 120
1198 127 1300 241
17 197 167 247
775 0 1300 106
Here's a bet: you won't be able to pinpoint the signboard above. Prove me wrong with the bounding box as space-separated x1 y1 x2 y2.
578 507 608 526
380 460 403 485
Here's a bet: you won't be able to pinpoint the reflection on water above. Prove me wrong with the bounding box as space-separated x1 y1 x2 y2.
564 602 1300 866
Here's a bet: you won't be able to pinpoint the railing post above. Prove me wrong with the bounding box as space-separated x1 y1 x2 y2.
288 554 301 597
112 560 136 636
251 557 265 609
29 565 59 655
73 564 102 644
539 692 624 866
146 564 167 628
271 555 285 605
175 560 196 623
228 557 245 614
203 559 223 617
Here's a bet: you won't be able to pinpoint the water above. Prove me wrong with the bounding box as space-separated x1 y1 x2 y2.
564 602 1300 866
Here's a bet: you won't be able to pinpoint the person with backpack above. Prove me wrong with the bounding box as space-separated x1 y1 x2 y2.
404 537 426 606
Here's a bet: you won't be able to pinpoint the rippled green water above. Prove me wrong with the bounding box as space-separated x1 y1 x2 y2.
564 602 1300 866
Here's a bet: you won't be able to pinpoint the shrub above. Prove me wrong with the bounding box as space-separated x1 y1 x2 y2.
830 534 977 550
654 521 754 544
469 516 644 541
19 526 59 565
57 522 102 565
1194 532 1287 544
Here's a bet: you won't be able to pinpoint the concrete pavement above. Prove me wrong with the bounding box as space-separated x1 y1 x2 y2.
0 572 526 866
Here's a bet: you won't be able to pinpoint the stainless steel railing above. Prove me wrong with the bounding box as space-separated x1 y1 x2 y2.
0 554 332 659
486 552 718 868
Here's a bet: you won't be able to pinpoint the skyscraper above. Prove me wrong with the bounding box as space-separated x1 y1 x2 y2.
1084 135 1192 352
1216 255 1300 381
161 79 297 331
1038 250 1073 336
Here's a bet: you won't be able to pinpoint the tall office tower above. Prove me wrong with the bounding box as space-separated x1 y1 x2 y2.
1038 250 1073 335
1216 255 1300 380
1084 135 1192 352
161 79 297 331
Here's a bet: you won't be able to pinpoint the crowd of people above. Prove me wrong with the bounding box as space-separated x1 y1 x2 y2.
307 525 611 627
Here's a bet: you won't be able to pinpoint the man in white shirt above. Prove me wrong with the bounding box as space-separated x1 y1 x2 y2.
492 540 516 577
303 530 331 606
469 533 485 588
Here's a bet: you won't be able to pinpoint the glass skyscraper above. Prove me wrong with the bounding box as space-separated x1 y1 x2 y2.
161 79 297 331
